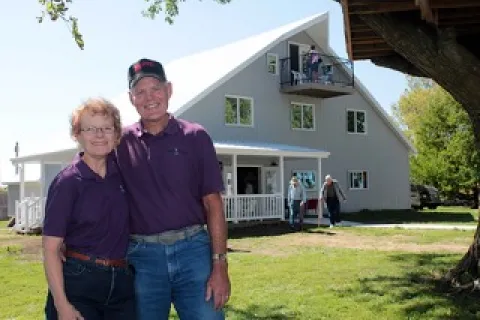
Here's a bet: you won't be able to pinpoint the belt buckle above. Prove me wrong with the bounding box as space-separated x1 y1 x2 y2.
96 259 110 267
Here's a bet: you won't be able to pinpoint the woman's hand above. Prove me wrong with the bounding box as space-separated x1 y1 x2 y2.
57 302 84 320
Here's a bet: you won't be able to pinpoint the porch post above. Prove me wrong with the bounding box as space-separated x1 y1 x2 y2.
317 157 323 227
232 154 238 223
279 155 285 221
19 163 25 202
39 161 45 224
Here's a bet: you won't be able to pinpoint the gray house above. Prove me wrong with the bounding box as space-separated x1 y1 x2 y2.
5 12 414 232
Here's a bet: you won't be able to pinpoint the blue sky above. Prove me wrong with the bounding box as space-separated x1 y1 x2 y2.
0 0 407 182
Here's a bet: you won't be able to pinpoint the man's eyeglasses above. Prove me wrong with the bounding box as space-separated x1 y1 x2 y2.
80 126 115 135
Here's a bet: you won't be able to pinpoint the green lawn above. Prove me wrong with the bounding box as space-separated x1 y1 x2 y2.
1 222 480 319
344 206 479 225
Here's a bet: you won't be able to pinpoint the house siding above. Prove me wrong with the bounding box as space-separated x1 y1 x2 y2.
179 32 410 212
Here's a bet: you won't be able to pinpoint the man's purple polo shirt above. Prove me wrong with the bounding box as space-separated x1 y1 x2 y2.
116 116 224 235
42 153 130 259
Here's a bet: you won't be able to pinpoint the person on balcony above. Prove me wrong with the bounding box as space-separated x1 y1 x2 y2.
42 98 136 319
308 45 321 82
287 176 306 230
320 174 347 228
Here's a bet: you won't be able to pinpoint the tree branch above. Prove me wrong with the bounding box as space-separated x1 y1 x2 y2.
370 54 426 77
37 0 232 50
357 13 480 119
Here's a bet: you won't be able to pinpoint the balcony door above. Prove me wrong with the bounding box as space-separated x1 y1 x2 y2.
289 42 310 74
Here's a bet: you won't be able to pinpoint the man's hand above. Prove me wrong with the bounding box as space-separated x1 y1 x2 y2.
205 262 231 310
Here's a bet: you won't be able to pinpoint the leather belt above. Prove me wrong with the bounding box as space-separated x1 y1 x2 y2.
65 250 127 268
130 224 205 245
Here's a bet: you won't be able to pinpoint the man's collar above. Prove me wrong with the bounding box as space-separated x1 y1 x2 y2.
134 114 179 137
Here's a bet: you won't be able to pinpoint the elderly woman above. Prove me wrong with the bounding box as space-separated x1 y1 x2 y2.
320 174 347 228
43 98 135 320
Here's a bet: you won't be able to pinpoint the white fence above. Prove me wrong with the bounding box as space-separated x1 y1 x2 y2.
13 194 285 233
14 197 45 233
222 194 284 222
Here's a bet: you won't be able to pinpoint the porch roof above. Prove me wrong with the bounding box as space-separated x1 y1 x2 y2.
214 141 330 158
10 147 78 165
9 141 329 165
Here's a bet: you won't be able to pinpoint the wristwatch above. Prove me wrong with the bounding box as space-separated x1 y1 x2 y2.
212 253 228 262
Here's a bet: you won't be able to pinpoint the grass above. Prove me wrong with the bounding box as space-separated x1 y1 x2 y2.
0 219 10 228
345 206 479 225
1 220 480 319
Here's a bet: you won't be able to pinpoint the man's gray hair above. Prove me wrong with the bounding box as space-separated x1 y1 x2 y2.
325 174 332 181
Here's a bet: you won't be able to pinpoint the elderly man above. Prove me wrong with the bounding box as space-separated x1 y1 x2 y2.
320 175 347 228
287 176 306 230
116 58 230 319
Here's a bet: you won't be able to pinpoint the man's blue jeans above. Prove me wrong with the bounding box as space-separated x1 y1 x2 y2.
289 200 301 227
127 229 225 320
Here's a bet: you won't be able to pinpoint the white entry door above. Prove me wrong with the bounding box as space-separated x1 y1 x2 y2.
261 166 280 194
222 166 233 195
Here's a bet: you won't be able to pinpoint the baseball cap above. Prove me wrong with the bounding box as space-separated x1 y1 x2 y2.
128 58 167 89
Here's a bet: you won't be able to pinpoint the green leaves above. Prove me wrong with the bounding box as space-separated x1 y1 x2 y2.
37 0 83 49
395 78 480 197
36 0 232 49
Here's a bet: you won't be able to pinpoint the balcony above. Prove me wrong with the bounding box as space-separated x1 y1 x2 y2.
279 53 355 98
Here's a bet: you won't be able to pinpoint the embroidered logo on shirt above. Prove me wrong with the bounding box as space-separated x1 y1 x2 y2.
173 148 180 156
120 185 126 193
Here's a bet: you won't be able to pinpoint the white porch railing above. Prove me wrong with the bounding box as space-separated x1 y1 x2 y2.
13 194 284 233
14 197 45 233
222 194 284 222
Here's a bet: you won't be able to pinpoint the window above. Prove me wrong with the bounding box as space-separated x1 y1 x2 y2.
225 95 253 126
349 170 368 190
266 53 278 75
291 103 314 130
347 110 366 134
292 170 317 191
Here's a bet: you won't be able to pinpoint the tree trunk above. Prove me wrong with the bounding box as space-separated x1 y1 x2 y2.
357 13 480 292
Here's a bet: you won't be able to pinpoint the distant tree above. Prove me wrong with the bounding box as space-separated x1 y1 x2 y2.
401 83 480 197
393 79 480 197
392 76 436 142
37 0 232 49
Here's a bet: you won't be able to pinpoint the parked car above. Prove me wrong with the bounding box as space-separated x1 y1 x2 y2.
410 184 442 210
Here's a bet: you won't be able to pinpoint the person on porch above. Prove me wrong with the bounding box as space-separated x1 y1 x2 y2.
320 174 347 228
42 98 136 319
287 176 306 230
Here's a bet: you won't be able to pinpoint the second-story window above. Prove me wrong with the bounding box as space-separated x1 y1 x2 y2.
347 110 366 134
291 102 315 130
266 53 279 75
225 95 254 126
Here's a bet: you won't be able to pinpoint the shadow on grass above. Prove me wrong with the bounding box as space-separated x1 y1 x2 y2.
228 223 333 239
170 304 296 320
224 304 296 319
339 252 480 319
346 209 477 224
